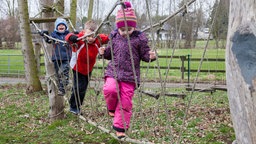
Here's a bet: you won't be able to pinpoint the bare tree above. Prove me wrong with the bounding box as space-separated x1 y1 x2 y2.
210 0 229 48
17 0 43 93
0 0 20 49
70 0 77 28
156 0 159 16
0 19 3 48
177 0 194 48
55 0 64 16
1 0 16 17
87 0 94 20
94 0 100 20
3 16 20 49
192 5 205 48
77 0 88 24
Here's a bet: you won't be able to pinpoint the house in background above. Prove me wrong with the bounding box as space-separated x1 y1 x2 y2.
144 23 182 41
196 28 213 40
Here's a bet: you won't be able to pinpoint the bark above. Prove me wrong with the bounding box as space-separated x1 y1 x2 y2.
87 0 94 20
41 0 65 120
70 0 77 29
17 0 42 93
226 0 256 143
55 0 64 16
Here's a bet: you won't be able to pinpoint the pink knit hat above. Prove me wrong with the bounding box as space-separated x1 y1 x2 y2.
115 1 137 28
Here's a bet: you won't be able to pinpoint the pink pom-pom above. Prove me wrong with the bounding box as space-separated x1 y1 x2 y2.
124 1 131 8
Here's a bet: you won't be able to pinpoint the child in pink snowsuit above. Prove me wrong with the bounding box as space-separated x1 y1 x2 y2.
99 1 156 138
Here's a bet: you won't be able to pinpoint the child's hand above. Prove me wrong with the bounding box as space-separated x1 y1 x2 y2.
39 30 48 36
69 35 79 43
98 47 105 55
73 31 79 34
149 50 156 60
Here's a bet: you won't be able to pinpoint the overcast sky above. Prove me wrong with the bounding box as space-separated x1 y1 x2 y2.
0 0 215 20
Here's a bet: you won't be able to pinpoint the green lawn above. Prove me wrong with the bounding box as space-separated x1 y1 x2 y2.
0 47 226 82
0 84 120 144
0 83 234 143
0 50 24 76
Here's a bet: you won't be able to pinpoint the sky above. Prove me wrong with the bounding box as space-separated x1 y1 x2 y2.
1 0 216 20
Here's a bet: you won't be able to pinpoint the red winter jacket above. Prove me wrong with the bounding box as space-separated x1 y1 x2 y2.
65 31 109 76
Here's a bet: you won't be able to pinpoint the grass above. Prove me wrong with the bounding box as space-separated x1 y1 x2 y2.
0 83 235 143
0 35 232 143
0 50 24 76
0 84 120 144
0 46 226 82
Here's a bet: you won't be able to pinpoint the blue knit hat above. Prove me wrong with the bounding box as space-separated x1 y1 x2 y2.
54 18 68 32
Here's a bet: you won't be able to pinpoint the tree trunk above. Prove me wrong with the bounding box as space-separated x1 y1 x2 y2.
41 0 65 120
17 0 42 93
70 0 77 29
226 0 256 143
87 0 94 20
156 0 159 16
215 38 219 48
0 37 2 48
55 0 64 16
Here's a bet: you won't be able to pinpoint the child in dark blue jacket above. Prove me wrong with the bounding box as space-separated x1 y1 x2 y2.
40 18 72 96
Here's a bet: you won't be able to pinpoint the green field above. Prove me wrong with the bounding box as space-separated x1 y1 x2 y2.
0 47 226 82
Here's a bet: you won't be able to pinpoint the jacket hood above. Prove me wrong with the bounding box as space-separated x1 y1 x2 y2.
54 18 68 32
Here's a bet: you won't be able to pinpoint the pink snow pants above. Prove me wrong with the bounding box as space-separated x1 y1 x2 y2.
103 77 135 131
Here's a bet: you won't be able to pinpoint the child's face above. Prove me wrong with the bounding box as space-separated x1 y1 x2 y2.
118 27 135 38
84 29 96 44
57 24 66 33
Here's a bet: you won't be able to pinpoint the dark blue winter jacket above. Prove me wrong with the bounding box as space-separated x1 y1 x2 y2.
50 18 71 61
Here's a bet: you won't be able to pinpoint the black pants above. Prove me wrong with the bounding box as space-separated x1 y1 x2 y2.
53 60 70 93
69 70 91 110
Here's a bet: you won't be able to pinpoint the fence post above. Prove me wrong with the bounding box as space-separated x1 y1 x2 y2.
180 55 186 80
34 42 41 74
8 55 10 74
187 54 191 87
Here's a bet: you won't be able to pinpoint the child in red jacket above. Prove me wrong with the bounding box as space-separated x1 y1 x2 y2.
65 20 109 115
